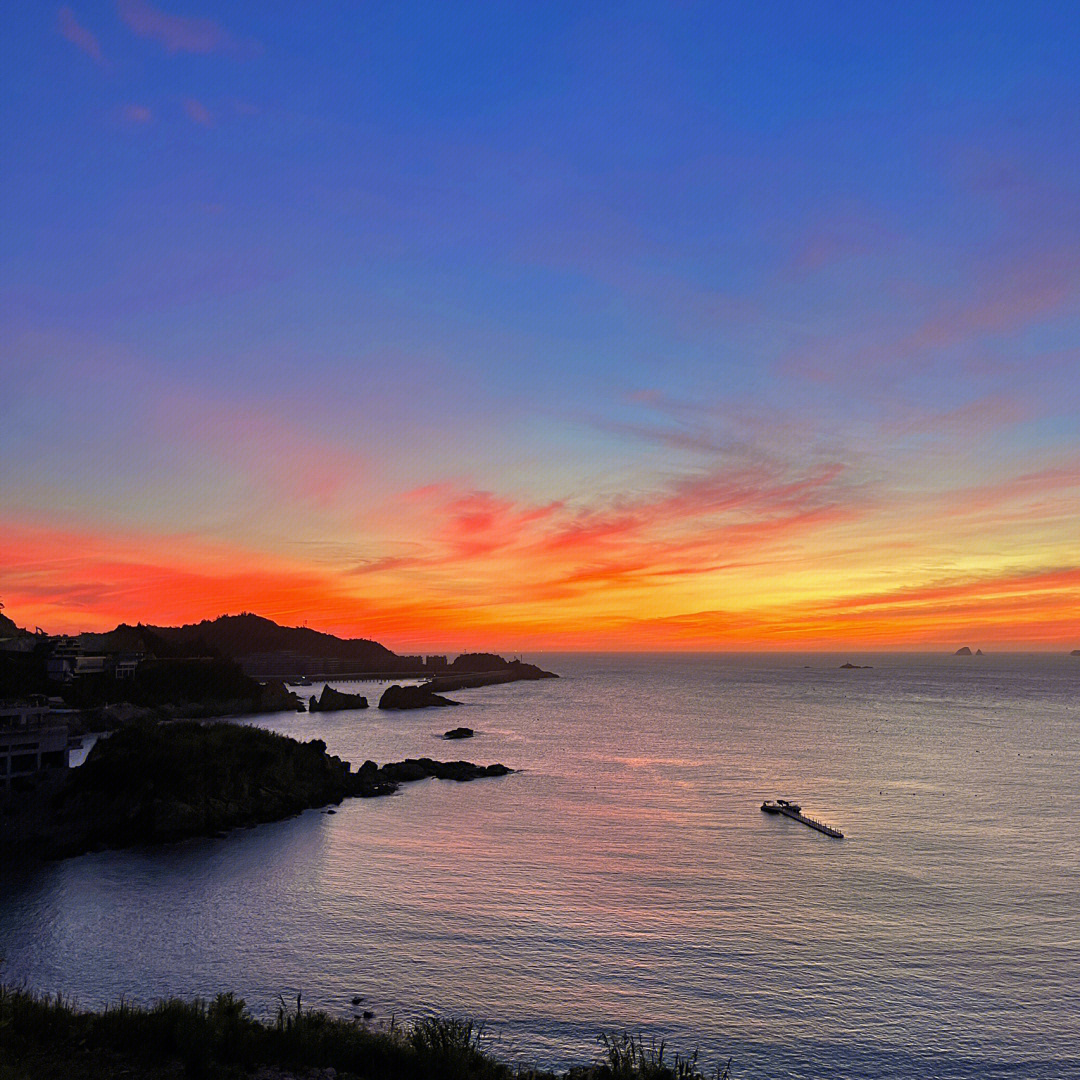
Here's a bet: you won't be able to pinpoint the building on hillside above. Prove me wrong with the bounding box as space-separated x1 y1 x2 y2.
0 696 70 791
45 638 143 682
114 653 143 680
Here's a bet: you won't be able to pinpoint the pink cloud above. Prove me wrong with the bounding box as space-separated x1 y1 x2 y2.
381 457 863 608
144 390 370 511
897 251 1079 355
785 209 898 276
116 0 260 56
183 98 213 126
883 394 1030 439
57 6 107 65
122 103 154 124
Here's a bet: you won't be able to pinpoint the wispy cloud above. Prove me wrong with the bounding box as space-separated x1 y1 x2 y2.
121 103 154 124
380 459 864 608
783 206 899 276
183 97 212 126
116 0 260 57
57 6 107 65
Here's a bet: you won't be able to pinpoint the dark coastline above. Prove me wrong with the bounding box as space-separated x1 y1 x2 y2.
1 721 513 864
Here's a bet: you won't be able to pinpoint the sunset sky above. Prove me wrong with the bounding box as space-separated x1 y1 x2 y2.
3 1 1079 650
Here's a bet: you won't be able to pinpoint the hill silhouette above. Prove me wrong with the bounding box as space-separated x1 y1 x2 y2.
0 609 28 638
123 613 398 668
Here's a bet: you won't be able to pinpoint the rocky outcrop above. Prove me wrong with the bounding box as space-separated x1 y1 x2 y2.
839 663 872 669
443 727 474 739
378 684 458 709
260 680 306 712
309 685 368 712
2 722 355 860
955 647 972 655
2 722 514 862
350 757 510 796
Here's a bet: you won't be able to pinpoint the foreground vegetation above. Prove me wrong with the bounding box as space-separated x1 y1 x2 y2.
0 987 731 1080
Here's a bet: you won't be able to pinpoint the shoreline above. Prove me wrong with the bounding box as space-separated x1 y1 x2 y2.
1 721 514 864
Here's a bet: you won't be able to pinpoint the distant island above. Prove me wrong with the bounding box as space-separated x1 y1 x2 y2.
954 646 985 655
1 720 513 862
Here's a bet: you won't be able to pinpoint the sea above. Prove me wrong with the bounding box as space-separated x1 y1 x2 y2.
2 653 1079 1079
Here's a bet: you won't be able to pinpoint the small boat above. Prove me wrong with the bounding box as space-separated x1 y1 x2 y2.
288 677 313 687
761 799 800 813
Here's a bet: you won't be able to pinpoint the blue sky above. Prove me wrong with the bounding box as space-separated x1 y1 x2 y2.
2 1 1079 647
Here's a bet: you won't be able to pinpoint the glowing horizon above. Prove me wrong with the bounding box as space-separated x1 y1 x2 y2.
3 3 1080 652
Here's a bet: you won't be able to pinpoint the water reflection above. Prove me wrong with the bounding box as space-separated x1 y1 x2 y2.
2 653 1078 1079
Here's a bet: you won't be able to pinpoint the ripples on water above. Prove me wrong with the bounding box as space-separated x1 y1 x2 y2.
2 653 1079 1079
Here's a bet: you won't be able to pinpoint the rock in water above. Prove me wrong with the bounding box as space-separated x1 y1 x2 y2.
310 685 368 711
348 757 513 796
444 726 474 739
378 684 459 709
955 646 972 655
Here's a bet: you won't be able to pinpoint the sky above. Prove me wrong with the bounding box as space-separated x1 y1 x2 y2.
2 1 1079 651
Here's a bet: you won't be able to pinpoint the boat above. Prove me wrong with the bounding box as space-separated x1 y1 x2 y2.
761 799 800 813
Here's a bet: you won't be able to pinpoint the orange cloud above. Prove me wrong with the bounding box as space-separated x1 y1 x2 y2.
0 521 460 646
628 565 1080 650
4 394 1078 652
3 506 1078 652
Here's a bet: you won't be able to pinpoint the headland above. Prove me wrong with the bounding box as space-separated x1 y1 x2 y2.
1 720 514 863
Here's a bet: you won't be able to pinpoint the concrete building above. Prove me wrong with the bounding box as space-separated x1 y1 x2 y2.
0 696 70 790
45 637 141 682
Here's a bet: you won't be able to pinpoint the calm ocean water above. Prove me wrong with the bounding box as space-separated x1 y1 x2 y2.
2 653 1079 1078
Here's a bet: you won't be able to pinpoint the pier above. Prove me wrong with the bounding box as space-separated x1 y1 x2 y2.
761 799 844 839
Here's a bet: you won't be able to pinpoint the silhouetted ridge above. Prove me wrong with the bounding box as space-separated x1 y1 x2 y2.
0 610 27 637
136 613 397 667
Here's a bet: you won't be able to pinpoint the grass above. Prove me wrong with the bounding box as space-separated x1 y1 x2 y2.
0 986 731 1080
598 1035 731 1080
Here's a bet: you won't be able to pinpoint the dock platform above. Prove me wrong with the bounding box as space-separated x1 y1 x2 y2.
762 799 843 839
